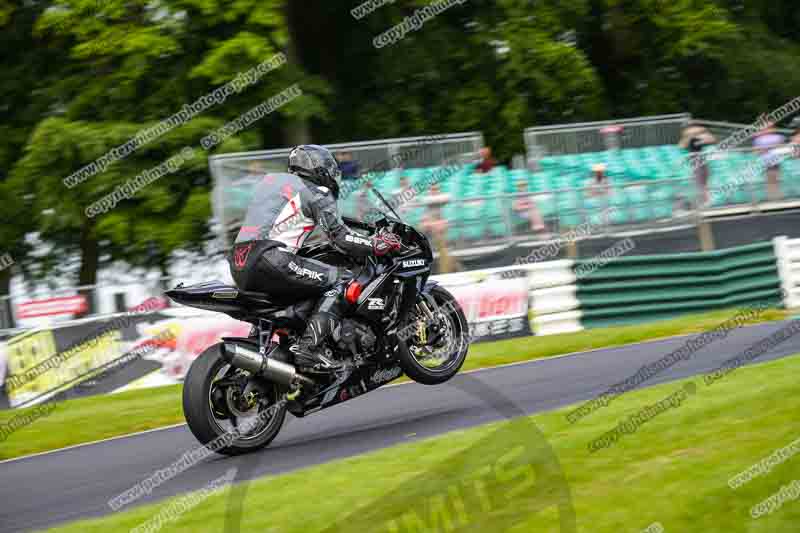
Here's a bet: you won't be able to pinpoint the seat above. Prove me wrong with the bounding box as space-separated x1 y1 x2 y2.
166 281 281 313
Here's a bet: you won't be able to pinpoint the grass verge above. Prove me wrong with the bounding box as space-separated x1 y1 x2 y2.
0 306 790 461
43 349 800 532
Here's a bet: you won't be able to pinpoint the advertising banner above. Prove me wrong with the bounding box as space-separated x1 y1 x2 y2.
445 274 532 342
0 307 252 408
16 295 89 319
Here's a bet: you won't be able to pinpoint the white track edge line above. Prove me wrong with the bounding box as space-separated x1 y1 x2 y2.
0 319 787 465
0 422 188 465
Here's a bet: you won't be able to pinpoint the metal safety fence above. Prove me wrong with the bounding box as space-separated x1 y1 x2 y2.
208 132 484 247
524 113 691 161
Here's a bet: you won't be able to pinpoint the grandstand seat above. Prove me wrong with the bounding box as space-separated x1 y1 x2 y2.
624 185 652 221
459 200 484 240
441 203 460 241
781 160 800 198
364 147 800 245
404 205 425 227
533 193 556 218
383 169 401 190
554 189 582 227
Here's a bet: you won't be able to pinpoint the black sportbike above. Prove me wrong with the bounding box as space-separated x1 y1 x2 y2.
166 200 469 455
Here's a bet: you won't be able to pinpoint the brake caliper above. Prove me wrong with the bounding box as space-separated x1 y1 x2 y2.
416 318 427 344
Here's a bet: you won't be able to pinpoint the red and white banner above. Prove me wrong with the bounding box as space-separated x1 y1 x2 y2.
445 276 532 341
138 315 251 380
16 295 89 319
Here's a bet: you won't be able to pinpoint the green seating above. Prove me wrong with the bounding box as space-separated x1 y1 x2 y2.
315 149 800 242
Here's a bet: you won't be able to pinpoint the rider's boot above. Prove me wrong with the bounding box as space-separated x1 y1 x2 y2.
290 282 349 371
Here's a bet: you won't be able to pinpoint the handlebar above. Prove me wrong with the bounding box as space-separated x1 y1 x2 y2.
340 215 427 260
342 216 376 233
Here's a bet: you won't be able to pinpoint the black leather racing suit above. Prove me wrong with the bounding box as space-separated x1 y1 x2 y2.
227 171 377 363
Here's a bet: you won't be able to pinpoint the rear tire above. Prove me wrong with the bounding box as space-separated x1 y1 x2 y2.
183 343 286 455
397 285 469 385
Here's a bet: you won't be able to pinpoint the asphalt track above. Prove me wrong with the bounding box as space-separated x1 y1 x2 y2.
2 319 799 532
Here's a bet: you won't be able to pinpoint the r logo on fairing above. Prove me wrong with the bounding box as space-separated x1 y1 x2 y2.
367 298 385 310
402 259 425 268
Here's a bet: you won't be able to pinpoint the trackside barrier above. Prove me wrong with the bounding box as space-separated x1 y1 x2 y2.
575 241 784 329
2 240 792 408
0 263 575 408
773 236 800 308
526 261 582 335
438 261 583 336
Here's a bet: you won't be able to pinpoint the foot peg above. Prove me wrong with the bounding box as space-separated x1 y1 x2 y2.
290 345 345 372
286 386 302 401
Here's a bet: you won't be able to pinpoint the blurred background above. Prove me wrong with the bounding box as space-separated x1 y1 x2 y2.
2 0 800 405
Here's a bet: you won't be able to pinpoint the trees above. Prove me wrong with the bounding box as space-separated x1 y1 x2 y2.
8 0 326 297
288 0 604 160
0 1 62 301
2 0 799 299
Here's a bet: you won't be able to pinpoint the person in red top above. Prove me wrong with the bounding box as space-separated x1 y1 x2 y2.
476 147 497 173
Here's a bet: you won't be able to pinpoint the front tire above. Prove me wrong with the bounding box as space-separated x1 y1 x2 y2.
397 285 469 385
183 343 286 455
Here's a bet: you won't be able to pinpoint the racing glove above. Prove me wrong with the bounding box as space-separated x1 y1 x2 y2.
373 230 403 256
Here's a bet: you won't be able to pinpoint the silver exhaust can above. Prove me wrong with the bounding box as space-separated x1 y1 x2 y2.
222 342 312 386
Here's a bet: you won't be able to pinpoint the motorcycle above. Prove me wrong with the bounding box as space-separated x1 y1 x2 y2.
166 191 469 455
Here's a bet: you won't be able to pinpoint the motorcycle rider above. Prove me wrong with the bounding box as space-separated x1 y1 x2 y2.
227 145 402 371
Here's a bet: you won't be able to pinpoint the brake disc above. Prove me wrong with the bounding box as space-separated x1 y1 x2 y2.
226 379 270 418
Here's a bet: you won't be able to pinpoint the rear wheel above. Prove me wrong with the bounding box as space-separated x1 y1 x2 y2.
182 343 286 455
397 285 469 385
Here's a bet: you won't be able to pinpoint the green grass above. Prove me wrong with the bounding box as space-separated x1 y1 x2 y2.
42 349 800 532
0 306 790 461
464 306 789 371
0 385 184 461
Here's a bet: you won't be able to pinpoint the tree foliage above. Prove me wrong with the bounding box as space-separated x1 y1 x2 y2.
1 0 798 294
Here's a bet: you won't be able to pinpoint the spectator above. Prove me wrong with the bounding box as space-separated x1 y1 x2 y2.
679 122 716 206
420 183 449 223
241 159 265 184
753 124 786 201
512 180 545 234
420 184 459 273
337 151 361 180
390 175 416 217
476 147 497 174
583 163 610 198
600 125 622 151
350 179 375 221
790 127 800 158
789 117 800 152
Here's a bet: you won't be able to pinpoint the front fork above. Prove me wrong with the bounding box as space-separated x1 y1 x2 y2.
413 292 447 348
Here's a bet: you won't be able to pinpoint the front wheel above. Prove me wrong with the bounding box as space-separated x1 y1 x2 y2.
397 285 469 385
182 343 287 455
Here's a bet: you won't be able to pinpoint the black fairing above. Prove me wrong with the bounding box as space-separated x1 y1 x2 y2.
165 281 313 324
167 218 432 332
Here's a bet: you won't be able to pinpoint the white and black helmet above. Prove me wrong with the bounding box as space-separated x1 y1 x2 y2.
288 144 342 198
